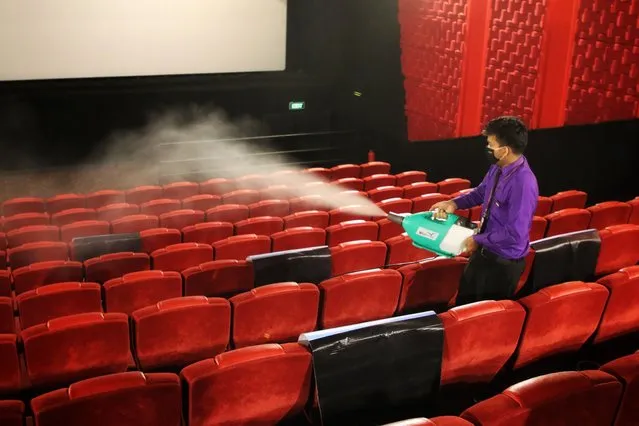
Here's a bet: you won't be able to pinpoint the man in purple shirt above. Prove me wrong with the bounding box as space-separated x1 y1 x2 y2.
432 116 539 305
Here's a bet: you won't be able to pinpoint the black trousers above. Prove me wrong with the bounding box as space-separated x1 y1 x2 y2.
456 249 526 306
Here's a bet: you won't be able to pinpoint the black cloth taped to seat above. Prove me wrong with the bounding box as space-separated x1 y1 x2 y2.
305 313 443 425
522 229 600 296
248 246 331 287
71 233 141 262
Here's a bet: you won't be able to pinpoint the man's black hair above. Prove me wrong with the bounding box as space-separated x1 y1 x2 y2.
483 116 528 154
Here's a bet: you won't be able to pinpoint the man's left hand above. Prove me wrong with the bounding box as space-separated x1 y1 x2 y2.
463 236 479 254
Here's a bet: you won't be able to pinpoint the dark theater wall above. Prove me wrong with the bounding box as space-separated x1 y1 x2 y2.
398 0 639 141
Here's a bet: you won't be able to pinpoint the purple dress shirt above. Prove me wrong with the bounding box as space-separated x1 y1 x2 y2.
454 156 539 260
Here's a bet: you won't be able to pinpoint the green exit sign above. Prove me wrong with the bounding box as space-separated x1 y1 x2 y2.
289 101 305 111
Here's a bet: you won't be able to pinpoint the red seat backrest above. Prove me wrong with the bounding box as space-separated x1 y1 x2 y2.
139 228 182 253
0 335 21 394
205 204 250 223
283 211 330 229
363 174 397 191
213 234 271 260
0 297 14 334
3 212 50 232
235 216 284 236
595 224 639 276
60 220 110 243
376 198 412 214
96 203 140 222
360 161 391 178
222 189 260 206
234 175 266 190
51 209 96 227
329 240 388 275
386 234 436 265
2 197 45 216
200 178 236 196
0 400 24 426
139 199 182 217
594 266 639 344
183 259 254 297
289 195 329 213
85 190 125 210
182 194 222 212
628 197 639 225
412 193 452 213
151 243 213 272
125 185 164 205
600 352 639 426
8 241 69 270
328 206 372 226
12 260 83 295
330 164 360 180
403 182 438 199
259 185 291 201
182 221 234 245
84 252 150 284
248 200 290 218
377 218 405 242
46 194 86 215
159 209 205 230
544 208 591 237
535 196 553 217
104 270 183 315
587 201 632 230
550 190 588 211
110 214 159 234
271 227 326 252
334 177 365 192
530 216 547 242
6 225 60 248
395 171 427 187
437 178 471 195
0 270 10 298
326 220 379 247
162 181 199 200
368 186 404 203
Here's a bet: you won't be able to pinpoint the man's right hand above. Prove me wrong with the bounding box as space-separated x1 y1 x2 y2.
431 200 458 220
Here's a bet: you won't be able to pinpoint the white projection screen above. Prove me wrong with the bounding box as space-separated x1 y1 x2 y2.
0 0 288 81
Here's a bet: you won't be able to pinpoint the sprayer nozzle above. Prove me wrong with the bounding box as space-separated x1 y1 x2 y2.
387 212 406 226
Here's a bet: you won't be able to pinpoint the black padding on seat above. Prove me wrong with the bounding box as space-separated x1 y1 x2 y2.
302 312 443 425
522 229 601 296
248 246 331 287
70 233 141 262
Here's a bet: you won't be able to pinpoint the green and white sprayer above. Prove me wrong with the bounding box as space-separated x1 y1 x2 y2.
387 211 477 258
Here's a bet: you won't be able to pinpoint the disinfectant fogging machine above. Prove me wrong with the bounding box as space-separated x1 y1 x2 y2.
387 210 477 258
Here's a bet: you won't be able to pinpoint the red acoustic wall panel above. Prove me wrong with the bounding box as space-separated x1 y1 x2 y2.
399 0 468 140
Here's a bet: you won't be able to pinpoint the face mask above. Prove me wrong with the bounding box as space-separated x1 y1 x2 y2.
485 147 506 164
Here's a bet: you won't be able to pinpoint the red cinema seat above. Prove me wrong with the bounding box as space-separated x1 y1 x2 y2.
206 204 249 223
330 164 360 180
249 200 290 218
284 211 329 229
594 267 639 344
412 193 452 213
51 209 96 227
320 269 401 328
0 297 13 333
259 185 291 201
125 185 164 205
377 198 412 214
304 167 331 180
0 233 6 250
222 189 260 205
330 240 387 275
386 234 436 265
132 296 230 370
3 212 50 233
16 282 102 330
303 181 329 196
289 195 328 213
544 208 591 237
363 174 396 190
550 190 588 212
271 227 326 252
2 197 45 216
104 270 182 315
162 181 199 199
159 209 204 230
403 182 438 199
438 178 471 195
85 190 125 210
600 353 639 426
360 161 391 177
96 203 139 222
235 216 284 236
629 197 639 224
31 372 182 426
334 177 365 191
213 234 271 260
530 216 547 242
7 225 59 247
182 194 221 212
183 222 233 245
395 171 427 187
199 178 235 196
0 250 5 269
46 194 86 215
439 301 526 386
512 282 609 370
536 196 553 217
328 206 372 225
60 220 110 243
326 220 378 247
0 270 10 297
461 370 622 426
181 343 311 425
151 242 213 272
368 186 404 203
397 257 467 313
231 283 319 348
0 335 21 394
183 259 254 297
21 312 130 388
596 224 639 276
9 241 68 270
139 199 181 217
588 201 632 230
111 214 159 234
377 218 405 241
140 228 182 253
12 260 83 295
383 418 472 426
0 400 24 426
84 252 150 284
234 174 266 190
515 250 536 297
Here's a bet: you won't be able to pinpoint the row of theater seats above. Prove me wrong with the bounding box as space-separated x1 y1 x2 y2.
387 351 639 426
3 270 639 425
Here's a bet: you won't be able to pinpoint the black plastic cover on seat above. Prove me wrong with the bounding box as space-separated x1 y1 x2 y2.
248 246 331 287
299 311 443 426
70 233 142 262
521 229 601 296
